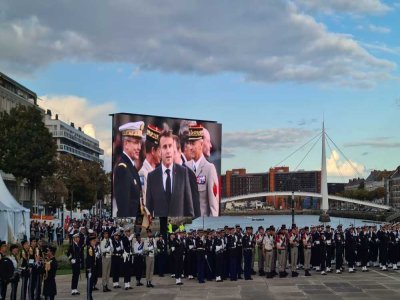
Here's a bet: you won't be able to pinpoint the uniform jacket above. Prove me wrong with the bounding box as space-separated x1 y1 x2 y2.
114 152 142 217
138 159 154 206
188 156 219 216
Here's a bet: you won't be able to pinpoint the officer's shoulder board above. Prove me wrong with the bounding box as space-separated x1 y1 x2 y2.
118 163 127 168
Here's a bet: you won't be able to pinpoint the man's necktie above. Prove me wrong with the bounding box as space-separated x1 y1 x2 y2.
166 169 171 201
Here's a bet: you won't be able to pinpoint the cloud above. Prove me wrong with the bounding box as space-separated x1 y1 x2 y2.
39 95 115 171
344 137 400 148
223 128 315 150
0 0 395 87
295 0 391 15
362 42 400 56
221 148 236 159
327 149 365 177
368 24 391 33
297 118 318 126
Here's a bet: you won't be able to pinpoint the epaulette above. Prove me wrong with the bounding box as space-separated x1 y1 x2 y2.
118 163 127 168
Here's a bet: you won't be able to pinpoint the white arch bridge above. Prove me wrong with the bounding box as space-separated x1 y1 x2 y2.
221 191 392 211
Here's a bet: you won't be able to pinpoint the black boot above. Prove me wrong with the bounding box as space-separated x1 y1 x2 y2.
292 271 299 277
259 270 265 276
305 270 311 276
146 281 150 288
137 280 143 286
149 281 154 288
279 272 286 278
266 272 273 278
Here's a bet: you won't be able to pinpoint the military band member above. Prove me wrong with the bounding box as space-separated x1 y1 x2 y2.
378 225 388 270
100 230 112 292
30 237 43 300
133 234 145 286
311 226 321 272
113 121 144 220
289 226 299 277
42 246 57 300
86 236 97 300
242 226 255 280
67 233 82 295
144 229 156 287
302 226 312 276
234 225 244 279
226 227 237 281
187 125 219 217
111 232 123 288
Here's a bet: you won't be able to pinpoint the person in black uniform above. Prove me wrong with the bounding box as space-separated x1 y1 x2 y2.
378 225 389 270
67 233 82 295
156 234 167 277
324 225 334 273
111 232 124 288
205 231 215 281
213 229 225 282
235 225 243 279
121 228 134 290
185 231 196 279
334 225 345 274
113 121 144 220
56 225 63 246
242 226 255 280
226 227 237 281
42 246 58 300
345 227 357 273
86 236 97 300
358 226 369 272
195 230 206 283
171 232 184 285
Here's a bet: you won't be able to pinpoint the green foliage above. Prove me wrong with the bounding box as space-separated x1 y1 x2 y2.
39 174 68 210
0 105 57 200
339 186 386 201
56 154 110 210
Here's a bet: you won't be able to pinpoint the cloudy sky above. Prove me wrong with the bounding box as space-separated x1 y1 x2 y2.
1 0 399 182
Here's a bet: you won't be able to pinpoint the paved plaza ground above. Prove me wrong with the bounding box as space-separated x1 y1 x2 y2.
51 268 400 300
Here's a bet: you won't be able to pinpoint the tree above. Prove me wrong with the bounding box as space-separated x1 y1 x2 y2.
39 175 68 212
57 154 110 210
0 105 57 203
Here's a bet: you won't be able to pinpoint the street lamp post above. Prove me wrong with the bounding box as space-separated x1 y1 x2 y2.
291 191 295 227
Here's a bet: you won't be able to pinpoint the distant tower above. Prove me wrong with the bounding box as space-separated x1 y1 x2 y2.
321 122 329 212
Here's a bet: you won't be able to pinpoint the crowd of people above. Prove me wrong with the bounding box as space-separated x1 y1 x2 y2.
1 217 400 299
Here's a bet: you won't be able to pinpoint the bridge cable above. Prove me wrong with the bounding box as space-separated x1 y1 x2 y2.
325 132 364 178
326 138 346 183
294 134 322 171
274 131 322 167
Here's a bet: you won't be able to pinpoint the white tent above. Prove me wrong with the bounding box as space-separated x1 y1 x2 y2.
0 173 30 242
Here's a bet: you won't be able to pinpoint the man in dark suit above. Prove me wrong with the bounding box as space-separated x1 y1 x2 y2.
113 121 144 218
146 130 194 235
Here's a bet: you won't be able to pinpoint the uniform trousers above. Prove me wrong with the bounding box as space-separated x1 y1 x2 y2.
102 256 111 286
290 247 298 272
146 256 154 282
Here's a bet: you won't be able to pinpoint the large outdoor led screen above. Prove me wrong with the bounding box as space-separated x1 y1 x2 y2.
111 113 222 219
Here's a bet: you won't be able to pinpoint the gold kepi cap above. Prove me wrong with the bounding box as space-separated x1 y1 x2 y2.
146 124 161 145
119 121 144 138
188 124 204 141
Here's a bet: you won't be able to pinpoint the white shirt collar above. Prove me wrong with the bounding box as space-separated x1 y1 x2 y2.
161 163 173 174
194 154 204 171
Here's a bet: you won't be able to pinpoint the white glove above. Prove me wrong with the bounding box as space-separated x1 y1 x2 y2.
71 259 76 264
205 255 208 259
171 247 175 252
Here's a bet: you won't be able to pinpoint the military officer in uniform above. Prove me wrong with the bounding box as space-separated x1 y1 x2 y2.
187 125 219 217
242 226 255 280
144 229 156 287
138 124 161 233
289 226 299 277
100 230 112 292
113 121 144 221
256 226 265 276
334 225 345 274
133 233 145 286
156 233 167 277
42 246 58 300
302 226 312 276
195 230 206 283
263 226 275 278
111 232 123 288
67 233 82 295
213 229 225 282
86 236 97 300
20 239 30 299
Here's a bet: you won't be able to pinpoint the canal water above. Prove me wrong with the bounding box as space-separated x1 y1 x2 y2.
185 215 381 230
